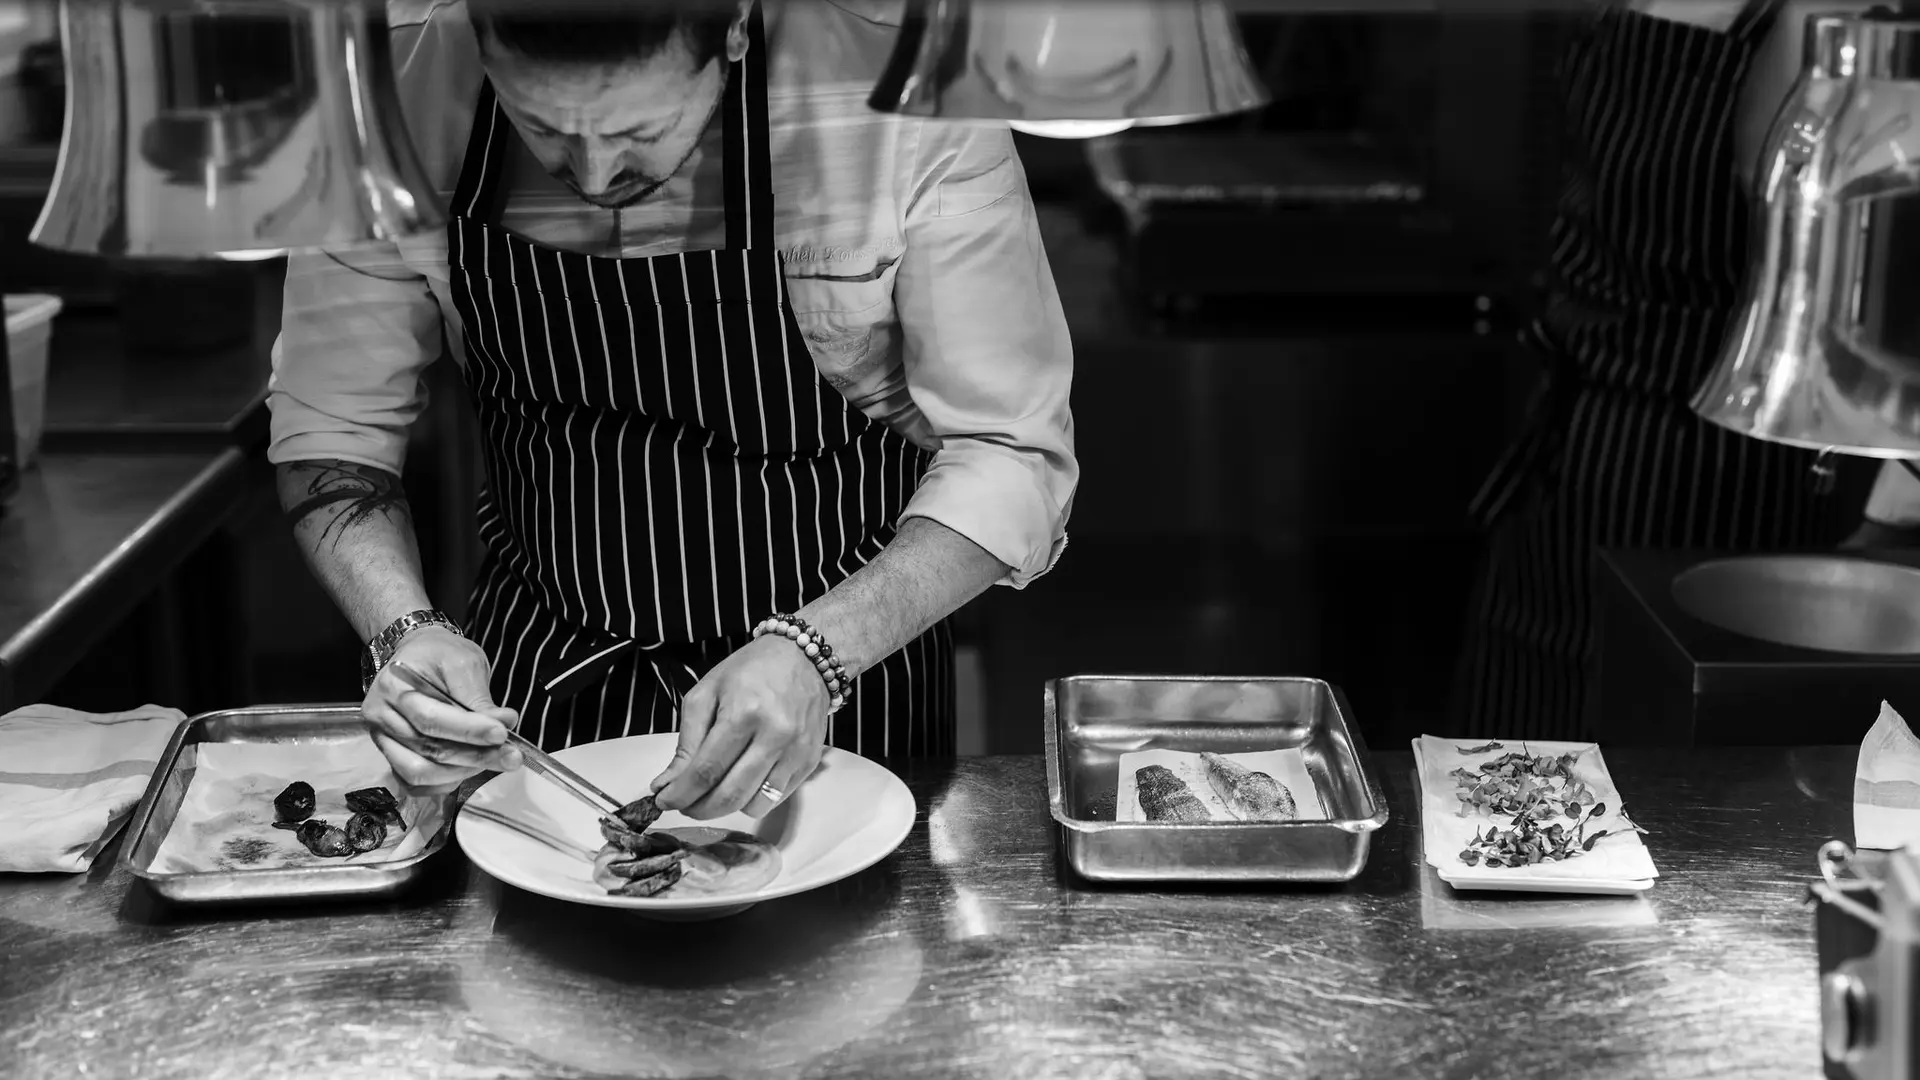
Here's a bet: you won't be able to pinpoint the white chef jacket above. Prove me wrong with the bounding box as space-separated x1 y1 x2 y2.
266 0 1077 588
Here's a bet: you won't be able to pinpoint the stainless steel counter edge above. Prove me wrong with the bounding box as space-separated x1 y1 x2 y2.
0 447 248 675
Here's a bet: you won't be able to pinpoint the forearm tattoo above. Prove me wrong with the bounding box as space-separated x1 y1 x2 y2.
283 461 411 549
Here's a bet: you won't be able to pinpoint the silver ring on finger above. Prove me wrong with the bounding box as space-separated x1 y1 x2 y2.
757 780 786 804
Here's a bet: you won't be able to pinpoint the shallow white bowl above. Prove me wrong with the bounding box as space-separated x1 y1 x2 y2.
455 733 917 919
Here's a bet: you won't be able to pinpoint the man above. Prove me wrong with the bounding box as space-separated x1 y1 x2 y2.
268 0 1076 819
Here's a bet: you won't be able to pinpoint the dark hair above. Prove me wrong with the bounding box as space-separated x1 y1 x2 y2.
471 5 732 69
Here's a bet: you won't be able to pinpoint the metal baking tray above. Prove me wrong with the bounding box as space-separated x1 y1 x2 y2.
1044 675 1389 884
120 704 461 904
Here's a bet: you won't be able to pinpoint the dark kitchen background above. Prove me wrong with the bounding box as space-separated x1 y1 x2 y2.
0 2 1573 753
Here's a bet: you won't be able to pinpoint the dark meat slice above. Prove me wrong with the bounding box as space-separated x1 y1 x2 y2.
344 812 388 854
273 781 315 825
599 794 669 853
612 829 685 860
1135 765 1213 823
345 786 405 830
599 817 678 855
606 848 690 880
611 861 685 897
613 794 662 833
294 819 354 857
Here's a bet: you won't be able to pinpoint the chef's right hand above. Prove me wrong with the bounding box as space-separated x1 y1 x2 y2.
361 626 523 790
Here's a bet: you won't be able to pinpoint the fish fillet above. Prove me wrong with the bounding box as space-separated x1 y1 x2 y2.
1135 765 1212 822
1200 752 1297 821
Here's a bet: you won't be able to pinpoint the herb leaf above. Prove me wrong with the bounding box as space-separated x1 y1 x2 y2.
1447 745 1632 870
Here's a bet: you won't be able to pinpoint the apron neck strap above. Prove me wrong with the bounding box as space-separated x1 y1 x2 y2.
1728 0 1786 40
724 2 775 251
450 1 776 252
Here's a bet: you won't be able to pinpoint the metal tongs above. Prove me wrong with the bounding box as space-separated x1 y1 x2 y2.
385 661 626 818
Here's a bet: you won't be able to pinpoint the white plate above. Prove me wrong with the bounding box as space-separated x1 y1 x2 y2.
1436 869 1656 896
455 733 917 920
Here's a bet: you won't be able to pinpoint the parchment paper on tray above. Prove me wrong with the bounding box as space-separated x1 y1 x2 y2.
1413 735 1658 888
149 737 444 874
1116 748 1327 823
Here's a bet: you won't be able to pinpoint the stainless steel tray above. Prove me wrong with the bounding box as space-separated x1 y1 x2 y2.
120 704 461 905
1044 675 1389 884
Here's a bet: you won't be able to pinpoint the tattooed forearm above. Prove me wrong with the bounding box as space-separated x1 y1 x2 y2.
282 461 412 549
276 459 433 641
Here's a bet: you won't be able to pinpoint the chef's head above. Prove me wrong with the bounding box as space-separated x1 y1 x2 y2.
470 1 751 209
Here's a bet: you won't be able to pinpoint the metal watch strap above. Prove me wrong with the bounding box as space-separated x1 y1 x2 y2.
360 609 462 691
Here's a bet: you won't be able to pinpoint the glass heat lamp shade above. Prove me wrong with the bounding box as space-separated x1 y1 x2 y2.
30 0 444 260
867 0 1270 137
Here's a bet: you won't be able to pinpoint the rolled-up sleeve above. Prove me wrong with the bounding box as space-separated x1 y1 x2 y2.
266 0 467 476
267 244 444 475
893 121 1078 588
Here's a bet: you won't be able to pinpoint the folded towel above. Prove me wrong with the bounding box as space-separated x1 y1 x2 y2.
0 704 184 873
1856 701 1920 852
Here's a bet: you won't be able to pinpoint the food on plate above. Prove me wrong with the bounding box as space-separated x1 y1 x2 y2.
272 781 316 828
595 795 688 896
1135 765 1212 822
1199 752 1297 821
293 819 355 857
592 846 690 896
1447 745 1646 868
591 797 782 898
344 812 388 854
611 793 663 834
600 818 682 857
345 785 405 830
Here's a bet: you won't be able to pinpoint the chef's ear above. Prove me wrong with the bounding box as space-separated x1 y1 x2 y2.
725 0 751 62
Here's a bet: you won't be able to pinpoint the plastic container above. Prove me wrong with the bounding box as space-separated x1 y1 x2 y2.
4 293 62 469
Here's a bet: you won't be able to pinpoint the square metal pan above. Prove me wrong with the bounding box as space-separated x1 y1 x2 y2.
119 704 461 905
1044 675 1389 884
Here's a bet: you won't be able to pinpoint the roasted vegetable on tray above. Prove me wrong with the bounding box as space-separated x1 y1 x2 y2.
267 782 404 859
345 786 405 831
271 782 315 828
293 819 355 857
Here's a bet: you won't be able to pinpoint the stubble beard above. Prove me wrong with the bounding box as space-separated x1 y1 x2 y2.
562 76 729 211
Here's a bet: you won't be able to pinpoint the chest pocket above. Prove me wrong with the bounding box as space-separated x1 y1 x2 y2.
786 257 901 396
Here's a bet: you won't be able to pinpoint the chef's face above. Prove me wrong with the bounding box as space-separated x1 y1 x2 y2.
479 23 738 209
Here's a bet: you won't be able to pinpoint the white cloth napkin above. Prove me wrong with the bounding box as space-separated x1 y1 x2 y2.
1855 701 1920 851
0 703 184 873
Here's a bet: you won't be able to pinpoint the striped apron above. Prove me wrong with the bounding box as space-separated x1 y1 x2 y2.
1449 0 1868 740
444 9 955 757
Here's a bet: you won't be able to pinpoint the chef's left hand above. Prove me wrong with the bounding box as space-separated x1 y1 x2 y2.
648 635 829 819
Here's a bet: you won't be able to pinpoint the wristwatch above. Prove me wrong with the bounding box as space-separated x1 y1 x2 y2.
361 609 463 691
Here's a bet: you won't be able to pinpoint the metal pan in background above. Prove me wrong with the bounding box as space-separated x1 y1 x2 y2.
1043 675 1389 884
119 704 463 905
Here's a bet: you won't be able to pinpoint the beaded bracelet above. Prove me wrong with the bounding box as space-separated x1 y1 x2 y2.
752 612 851 714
